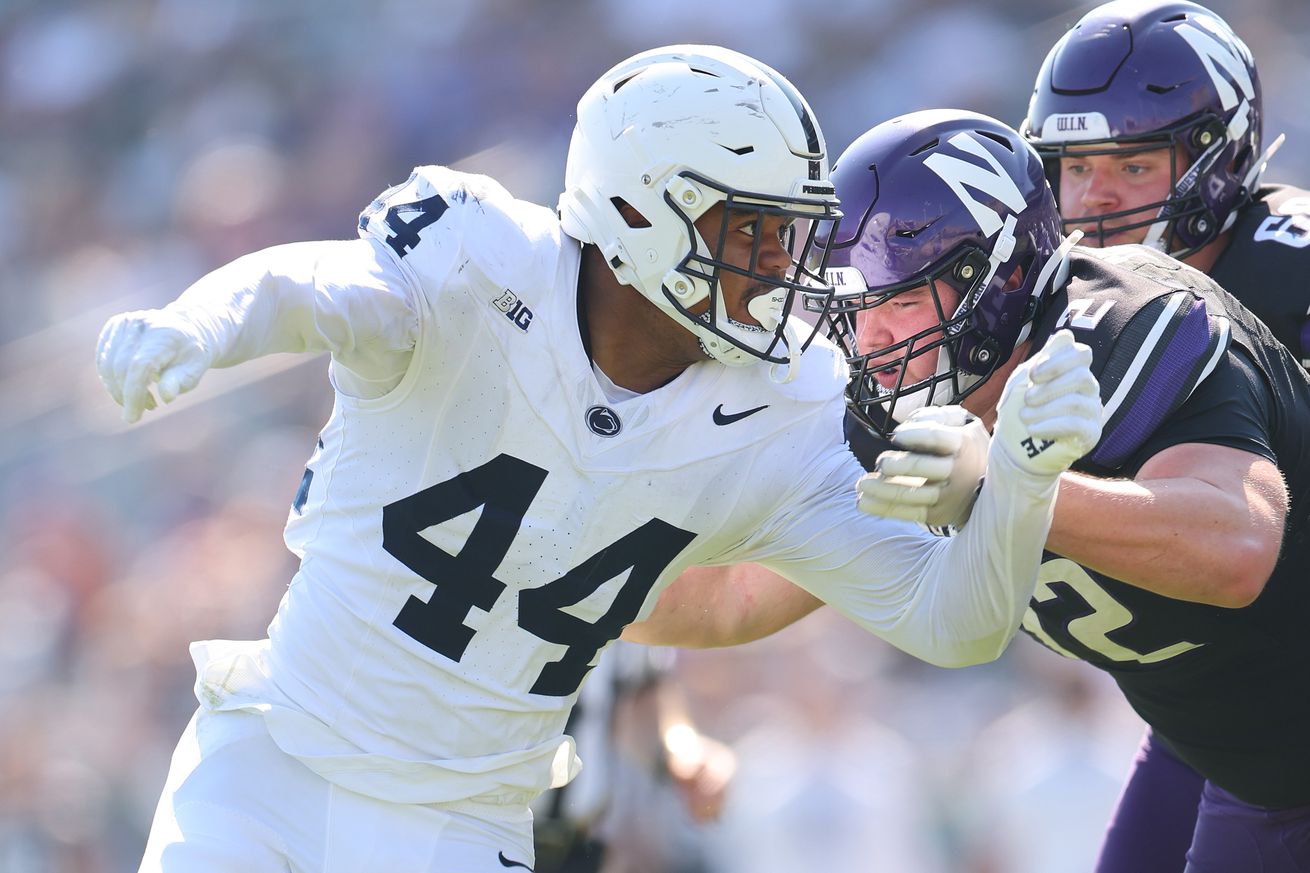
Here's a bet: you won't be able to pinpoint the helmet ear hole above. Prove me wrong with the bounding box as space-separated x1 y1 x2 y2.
610 198 652 228
1231 145 1253 176
1002 258 1029 294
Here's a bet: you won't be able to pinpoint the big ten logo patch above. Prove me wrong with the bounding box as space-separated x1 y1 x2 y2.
492 290 534 331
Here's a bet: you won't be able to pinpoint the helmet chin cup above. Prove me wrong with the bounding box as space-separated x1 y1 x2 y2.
747 288 787 331
697 331 752 367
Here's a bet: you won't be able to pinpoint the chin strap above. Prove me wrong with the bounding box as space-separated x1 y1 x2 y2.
743 290 802 384
1033 230 1081 298
766 316 804 384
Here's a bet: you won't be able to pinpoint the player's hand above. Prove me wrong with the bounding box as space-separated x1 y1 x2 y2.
856 405 988 528
991 330 1102 478
96 309 212 423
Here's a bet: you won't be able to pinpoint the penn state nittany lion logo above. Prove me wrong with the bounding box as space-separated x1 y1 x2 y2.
585 405 621 437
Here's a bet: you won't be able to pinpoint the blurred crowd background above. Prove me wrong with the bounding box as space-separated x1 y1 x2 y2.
2 0 1307 870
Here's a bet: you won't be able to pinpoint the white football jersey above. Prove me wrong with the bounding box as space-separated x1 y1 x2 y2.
188 166 1056 807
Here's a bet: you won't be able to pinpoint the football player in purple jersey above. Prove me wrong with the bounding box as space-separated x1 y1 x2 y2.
646 106 1310 872
826 110 1310 873
1022 2 1310 868
1024 0 1310 370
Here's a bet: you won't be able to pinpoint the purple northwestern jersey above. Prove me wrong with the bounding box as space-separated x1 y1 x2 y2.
1020 245 1310 810
1208 185 1310 369
845 243 1310 809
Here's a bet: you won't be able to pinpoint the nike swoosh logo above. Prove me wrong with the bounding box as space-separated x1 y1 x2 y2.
498 852 533 870
713 403 769 425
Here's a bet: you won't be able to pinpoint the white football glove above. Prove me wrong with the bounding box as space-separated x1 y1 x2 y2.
96 309 212 423
991 329 1102 478
856 405 989 528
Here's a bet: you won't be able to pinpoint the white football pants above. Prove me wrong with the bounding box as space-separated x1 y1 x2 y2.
137 708 536 872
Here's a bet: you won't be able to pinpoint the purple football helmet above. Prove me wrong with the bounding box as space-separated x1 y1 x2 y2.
809 110 1064 437
1022 0 1263 256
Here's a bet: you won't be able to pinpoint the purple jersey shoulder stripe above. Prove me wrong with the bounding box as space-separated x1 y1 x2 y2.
1091 294 1225 467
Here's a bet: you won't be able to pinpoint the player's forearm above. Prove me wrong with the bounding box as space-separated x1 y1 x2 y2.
622 564 823 648
1047 471 1278 607
897 447 1060 667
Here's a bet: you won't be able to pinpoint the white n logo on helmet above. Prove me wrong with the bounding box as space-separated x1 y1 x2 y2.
1175 20 1256 138
922 132 1027 237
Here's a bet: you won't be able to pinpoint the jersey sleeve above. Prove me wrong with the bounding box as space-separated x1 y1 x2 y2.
729 438 1059 669
1083 290 1231 470
1129 345 1277 471
168 239 420 393
355 165 554 347
357 167 469 286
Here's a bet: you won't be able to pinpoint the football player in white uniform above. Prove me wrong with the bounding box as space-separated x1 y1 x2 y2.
96 46 1101 872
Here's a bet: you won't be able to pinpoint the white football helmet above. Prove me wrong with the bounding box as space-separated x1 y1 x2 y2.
558 45 841 368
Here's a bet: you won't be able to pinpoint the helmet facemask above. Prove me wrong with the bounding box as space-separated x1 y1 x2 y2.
658 171 840 370
817 243 1027 438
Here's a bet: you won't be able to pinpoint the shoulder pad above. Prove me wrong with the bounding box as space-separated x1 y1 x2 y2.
357 165 480 258
357 165 564 302
1209 185 1310 363
1049 251 1231 468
